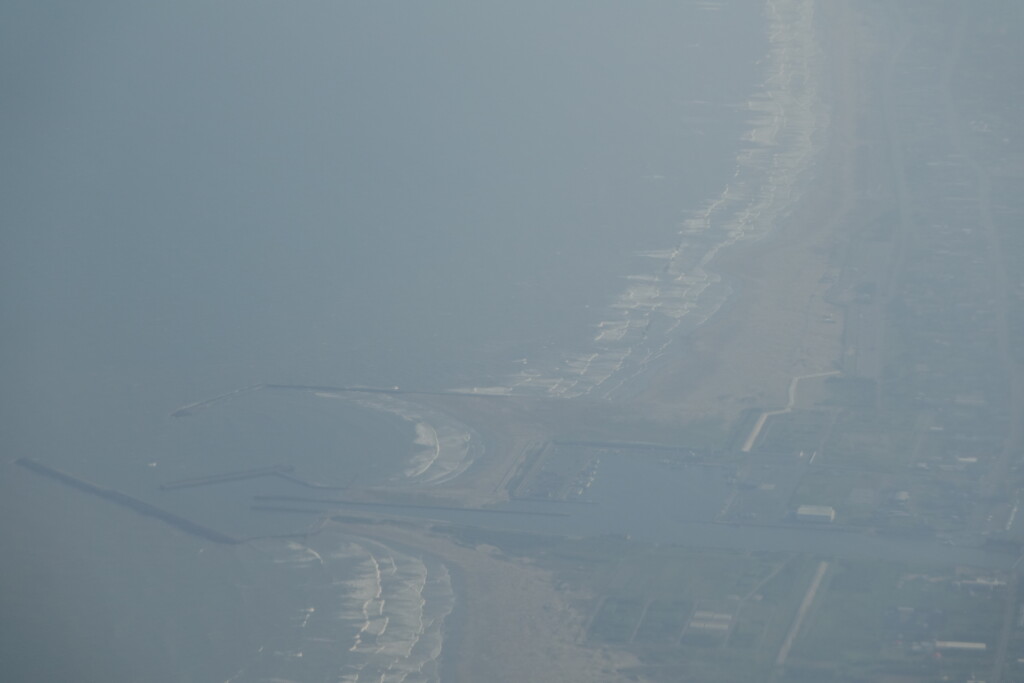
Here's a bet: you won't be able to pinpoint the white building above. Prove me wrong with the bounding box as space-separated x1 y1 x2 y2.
796 505 836 522
935 640 986 652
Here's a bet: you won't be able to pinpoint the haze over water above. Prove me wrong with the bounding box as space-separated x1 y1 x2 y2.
0 2 797 681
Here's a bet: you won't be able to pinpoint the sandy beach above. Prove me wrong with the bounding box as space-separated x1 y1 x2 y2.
636 0 864 428
338 520 641 683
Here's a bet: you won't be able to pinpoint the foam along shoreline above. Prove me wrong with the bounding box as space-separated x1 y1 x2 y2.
237 533 454 683
491 0 827 401
313 390 481 488
169 384 482 490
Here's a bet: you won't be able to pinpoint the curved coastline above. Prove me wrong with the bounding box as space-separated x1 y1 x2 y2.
170 384 484 491
164 3 831 680
165 0 827 496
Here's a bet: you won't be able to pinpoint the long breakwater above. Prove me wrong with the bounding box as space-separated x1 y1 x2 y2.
15 458 239 545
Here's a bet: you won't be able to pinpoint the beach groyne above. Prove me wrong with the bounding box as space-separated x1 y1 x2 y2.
15 458 239 545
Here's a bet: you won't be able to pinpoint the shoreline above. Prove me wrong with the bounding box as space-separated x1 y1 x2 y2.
462 0 827 405
370 2 873 679
336 518 640 683
633 0 861 426
419 2 868 671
